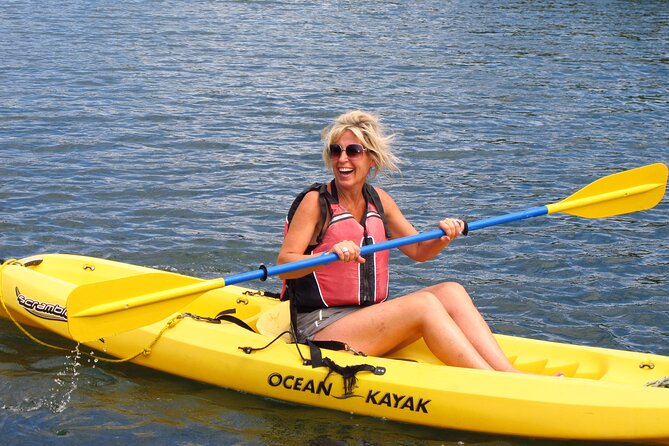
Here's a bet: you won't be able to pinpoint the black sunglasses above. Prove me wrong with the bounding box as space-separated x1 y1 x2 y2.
329 144 368 159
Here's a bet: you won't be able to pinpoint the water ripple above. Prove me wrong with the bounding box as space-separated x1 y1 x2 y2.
1 0 668 444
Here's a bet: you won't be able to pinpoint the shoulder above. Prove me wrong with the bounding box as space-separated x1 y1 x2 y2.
287 183 326 211
287 188 323 222
299 189 322 206
292 188 321 210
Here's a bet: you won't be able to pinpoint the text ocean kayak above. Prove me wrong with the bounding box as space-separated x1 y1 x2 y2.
2 254 669 443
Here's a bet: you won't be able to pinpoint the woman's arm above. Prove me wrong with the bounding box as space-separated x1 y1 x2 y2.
276 190 324 280
376 187 463 262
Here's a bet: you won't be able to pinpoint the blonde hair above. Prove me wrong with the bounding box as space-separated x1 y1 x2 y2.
321 110 400 177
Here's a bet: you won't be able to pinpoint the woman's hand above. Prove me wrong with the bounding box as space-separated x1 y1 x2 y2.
331 241 365 263
438 218 465 243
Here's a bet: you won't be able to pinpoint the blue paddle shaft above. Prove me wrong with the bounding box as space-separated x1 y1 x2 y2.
224 205 549 286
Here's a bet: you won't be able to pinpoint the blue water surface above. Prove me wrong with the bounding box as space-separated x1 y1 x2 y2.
1 1 668 445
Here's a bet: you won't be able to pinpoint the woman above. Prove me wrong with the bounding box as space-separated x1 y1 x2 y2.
278 110 522 373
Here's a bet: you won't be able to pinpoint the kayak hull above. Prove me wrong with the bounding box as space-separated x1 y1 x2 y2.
2 254 669 443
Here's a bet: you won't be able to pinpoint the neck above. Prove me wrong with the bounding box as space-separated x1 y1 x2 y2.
332 179 364 200
332 180 366 221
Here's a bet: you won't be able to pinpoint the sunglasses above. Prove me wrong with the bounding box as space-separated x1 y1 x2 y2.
329 144 368 159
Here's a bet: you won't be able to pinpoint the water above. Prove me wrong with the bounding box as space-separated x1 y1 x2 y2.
1 0 668 444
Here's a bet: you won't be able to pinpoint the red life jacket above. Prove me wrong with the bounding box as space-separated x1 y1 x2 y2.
281 181 391 313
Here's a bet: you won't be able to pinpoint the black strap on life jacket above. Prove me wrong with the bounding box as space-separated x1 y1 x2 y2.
285 182 333 246
285 180 391 242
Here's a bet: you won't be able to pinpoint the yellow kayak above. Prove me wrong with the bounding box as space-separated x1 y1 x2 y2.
1 253 669 443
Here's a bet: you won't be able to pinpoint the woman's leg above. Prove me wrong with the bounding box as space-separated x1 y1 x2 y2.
313 289 495 370
424 282 520 373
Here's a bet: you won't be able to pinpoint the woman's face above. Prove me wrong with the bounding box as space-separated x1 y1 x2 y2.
331 130 375 189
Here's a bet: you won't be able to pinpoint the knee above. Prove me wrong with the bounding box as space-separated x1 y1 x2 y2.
433 281 466 295
432 281 473 305
409 291 445 314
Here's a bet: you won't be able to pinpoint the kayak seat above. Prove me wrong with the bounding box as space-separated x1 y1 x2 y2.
256 301 292 342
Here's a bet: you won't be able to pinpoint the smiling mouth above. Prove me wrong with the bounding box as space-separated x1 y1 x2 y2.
339 168 354 175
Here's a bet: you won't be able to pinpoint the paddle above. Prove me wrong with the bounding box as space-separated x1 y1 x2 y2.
67 163 667 341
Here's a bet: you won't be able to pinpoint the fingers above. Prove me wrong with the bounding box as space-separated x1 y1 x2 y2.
438 218 465 242
332 242 365 263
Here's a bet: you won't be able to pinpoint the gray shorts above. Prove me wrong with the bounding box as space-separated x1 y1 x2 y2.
294 306 361 343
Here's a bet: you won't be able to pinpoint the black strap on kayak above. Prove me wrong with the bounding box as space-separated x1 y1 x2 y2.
239 337 386 398
238 331 292 355
178 309 256 333
213 309 256 332
301 340 386 397
237 330 386 398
